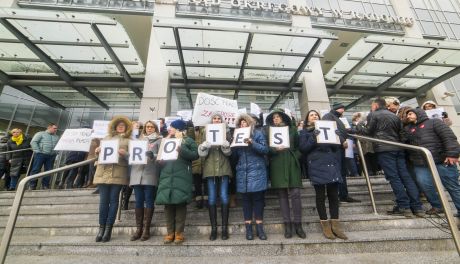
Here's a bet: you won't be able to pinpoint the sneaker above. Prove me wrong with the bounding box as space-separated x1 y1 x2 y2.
426 207 444 215
387 206 413 218
413 210 426 218
340 196 361 203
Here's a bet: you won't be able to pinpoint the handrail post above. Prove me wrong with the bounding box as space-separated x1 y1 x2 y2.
117 190 122 222
356 139 378 215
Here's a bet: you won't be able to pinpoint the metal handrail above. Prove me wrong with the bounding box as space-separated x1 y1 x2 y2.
0 148 32 155
0 157 97 264
351 134 460 256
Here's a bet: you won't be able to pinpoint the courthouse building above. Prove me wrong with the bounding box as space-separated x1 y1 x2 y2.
0 0 460 136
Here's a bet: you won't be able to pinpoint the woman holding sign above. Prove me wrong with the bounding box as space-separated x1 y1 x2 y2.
93 116 132 242
232 114 269 240
299 110 347 240
129 121 162 241
156 120 199 244
198 113 233 241
266 109 306 239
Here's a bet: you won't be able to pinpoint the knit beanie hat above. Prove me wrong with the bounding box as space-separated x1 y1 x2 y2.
170 120 187 131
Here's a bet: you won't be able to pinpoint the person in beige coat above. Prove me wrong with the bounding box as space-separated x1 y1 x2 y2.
93 116 132 243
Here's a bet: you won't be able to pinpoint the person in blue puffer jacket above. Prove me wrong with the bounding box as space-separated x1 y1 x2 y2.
232 113 269 240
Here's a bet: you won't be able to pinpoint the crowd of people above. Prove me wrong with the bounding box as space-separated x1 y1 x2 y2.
1 97 459 245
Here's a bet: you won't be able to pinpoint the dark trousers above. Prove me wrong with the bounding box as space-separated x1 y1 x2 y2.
28 153 56 188
193 173 207 200
164 203 187 234
98 184 123 225
61 167 79 189
241 191 265 221
314 183 339 220
133 185 157 209
339 151 349 199
377 151 422 210
364 153 379 175
278 188 302 223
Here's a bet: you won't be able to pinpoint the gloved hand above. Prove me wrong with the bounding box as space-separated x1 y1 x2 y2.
313 129 321 136
199 141 211 151
222 141 230 148
146 151 154 159
335 129 340 135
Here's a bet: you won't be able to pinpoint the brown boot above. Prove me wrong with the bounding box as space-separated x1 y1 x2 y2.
320 220 336 240
174 232 185 244
130 208 144 241
140 208 154 241
163 233 175 244
330 219 348 240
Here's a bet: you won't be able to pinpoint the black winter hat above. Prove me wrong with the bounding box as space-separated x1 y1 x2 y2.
332 102 345 111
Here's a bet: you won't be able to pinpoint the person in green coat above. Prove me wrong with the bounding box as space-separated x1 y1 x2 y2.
266 109 306 239
155 120 199 244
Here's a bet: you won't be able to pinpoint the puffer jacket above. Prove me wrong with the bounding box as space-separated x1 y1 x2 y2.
130 133 162 186
93 116 132 186
155 136 199 205
30 131 59 155
6 136 31 177
299 126 342 185
405 108 460 166
232 114 269 193
356 108 404 152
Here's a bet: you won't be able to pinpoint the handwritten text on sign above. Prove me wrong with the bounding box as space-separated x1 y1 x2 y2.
91 120 110 138
269 126 290 148
231 127 251 147
157 138 182 161
315 121 340 144
54 129 92 152
129 140 148 165
192 93 239 127
98 140 120 164
206 123 226 146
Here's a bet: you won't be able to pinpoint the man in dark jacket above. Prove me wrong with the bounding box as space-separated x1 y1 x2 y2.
357 98 424 217
323 102 360 203
405 108 460 216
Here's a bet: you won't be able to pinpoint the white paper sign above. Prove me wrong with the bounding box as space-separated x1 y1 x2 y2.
345 139 354 158
206 123 226 146
129 140 148 165
263 113 269 126
250 103 262 116
54 129 92 152
153 120 162 131
91 120 110 138
192 93 239 127
339 117 351 129
177 110 193 121
231 127 251 147
157 138 181 161
238 108 247 114
425 108 444 120
98 139 120 164
315 121 340 144
269 126 290 148
165 116 181 128
284 108 292 119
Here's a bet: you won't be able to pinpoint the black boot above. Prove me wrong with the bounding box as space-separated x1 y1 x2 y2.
256 223 267 240
102 225 113 242
221 204 229 240
95 225 105 242
245 223 253 240
284 222 292 239
293 222 306 239
209 205 217 241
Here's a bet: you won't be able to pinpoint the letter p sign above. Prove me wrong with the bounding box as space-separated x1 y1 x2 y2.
98 139 119 164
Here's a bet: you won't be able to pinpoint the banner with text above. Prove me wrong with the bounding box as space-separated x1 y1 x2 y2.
206 123 226 146
315 121 340 144
98 139 120 164
269 126 290 148
157 138 182 161
54 129 92 152
129 140 148 165
192 93 239 127
231 127 251 147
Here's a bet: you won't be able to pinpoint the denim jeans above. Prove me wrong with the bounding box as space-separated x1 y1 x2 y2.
98 184 123 225
241 191 265 221
207 176 229 206
338 150 349 199
377 151 423 210
28 153 56 188
133 185 157 209
414 164 460 213
9 176 18 190
345 157 359 176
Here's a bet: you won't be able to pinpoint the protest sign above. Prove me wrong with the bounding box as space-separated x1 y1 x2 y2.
315 121 340 144
153 120 162 131
192 93 239 127
54 129 92 152
157 138 181 161
238 108 247 114
339 117 351 129
129 140 148 165
345 139 354 158
425 108 444 120
165 116 181 128
250 103 262 116
269 126 290 148
206 123 226 146
231 127 251 147
98 139 119 164
91 120 110 138
262 113 269 126
177 110 193 121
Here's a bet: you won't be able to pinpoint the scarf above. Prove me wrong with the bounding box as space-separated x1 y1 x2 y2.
11 134 24 146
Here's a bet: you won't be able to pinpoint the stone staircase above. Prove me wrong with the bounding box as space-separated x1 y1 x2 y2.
0 176 458 263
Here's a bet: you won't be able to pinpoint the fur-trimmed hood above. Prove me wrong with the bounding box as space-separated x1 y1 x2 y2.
422 100 437 110
265 108 291 126
235 113 255 129
108 116 132 138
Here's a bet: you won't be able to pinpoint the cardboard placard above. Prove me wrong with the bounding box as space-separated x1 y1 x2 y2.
192 92 239 127
315 121 340 144
157 138 181 161
177 110 193 121
98 139 120 164
54 129 92 152
231 127 251 147
91 120 110 138
269 126 290 148
250 102 262 116
345 139 354 158
425 108 444 120
129 140 148 165
206 123 226 146
339 117 351 129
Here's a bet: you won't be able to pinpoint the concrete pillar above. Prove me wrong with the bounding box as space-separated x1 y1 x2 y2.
0 0 17 7
138 3 176 122
390 0 460 136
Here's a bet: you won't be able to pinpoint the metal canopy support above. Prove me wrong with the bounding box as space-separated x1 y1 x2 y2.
331 43 383 95
0 14 117 25
91 24 142 98
173 27 192 108
234 33 253 99
0 38 129 48
0 70 65 109
346 56 458 68
0 57 139 65
269 38 322 110
0 18 109 110
345 48 439 110
166 63 311 72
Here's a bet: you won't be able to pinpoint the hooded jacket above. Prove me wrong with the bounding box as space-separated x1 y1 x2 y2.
130 132 162 186
93 116 132 186
232 114 269 193
405 108 460 166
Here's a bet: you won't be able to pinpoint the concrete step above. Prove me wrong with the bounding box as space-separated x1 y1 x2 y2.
5 228 455 257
